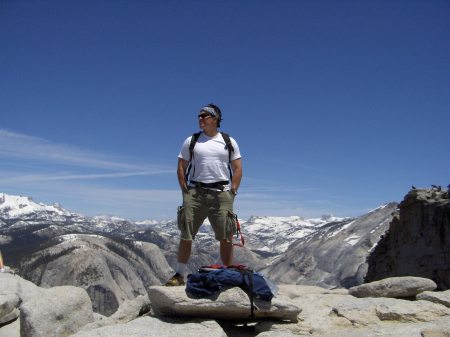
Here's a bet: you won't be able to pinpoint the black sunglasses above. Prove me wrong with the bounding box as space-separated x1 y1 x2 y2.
198 112 214 119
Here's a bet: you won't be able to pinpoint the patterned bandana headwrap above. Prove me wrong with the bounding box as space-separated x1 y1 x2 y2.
200 106 217 117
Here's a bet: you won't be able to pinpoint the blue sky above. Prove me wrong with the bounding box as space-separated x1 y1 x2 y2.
1 0 449 221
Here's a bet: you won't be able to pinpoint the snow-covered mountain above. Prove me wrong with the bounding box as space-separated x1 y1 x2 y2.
0 193 72 220
135 212 354 271
0 193 347 248
0 193 149 234
241 214 349 258
0 192 385 268
263 203 398 288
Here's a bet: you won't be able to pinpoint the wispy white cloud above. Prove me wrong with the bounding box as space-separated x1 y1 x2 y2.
0 129 168 172
0 171 173 184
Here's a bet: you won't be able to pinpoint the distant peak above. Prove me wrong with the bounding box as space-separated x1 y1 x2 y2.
0 192 72 218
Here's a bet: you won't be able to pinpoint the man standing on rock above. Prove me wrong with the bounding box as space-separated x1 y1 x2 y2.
165 103 242 286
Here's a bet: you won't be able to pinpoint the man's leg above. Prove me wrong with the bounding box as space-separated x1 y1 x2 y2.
166 239 192 286
220 239 233 266
209 190 235 266
166 188 205 286
166 187 193 286
178 238 192 263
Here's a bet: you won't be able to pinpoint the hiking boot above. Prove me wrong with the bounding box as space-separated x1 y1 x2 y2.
165 273 185 286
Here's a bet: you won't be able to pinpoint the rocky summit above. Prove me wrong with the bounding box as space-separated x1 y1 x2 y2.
366 187 450 289
2 272 450 337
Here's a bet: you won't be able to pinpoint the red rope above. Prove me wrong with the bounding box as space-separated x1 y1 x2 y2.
233 215 245 247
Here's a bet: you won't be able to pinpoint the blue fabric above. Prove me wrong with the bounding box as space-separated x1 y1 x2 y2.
186 268 274 301
244 272 274 301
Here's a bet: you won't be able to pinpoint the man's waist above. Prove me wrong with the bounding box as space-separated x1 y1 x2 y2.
190 180 229 190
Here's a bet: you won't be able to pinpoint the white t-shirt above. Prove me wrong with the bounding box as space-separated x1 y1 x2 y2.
178 132 241 189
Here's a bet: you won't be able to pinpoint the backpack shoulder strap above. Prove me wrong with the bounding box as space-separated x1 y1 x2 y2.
185 132 201 184
189 132 202 161
220 132 234 163
227 266 255 318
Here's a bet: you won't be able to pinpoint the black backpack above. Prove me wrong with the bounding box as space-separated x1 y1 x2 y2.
186 131 235 183
186 264 274 318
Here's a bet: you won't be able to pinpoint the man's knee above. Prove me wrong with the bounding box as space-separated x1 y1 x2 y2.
220 239 233 248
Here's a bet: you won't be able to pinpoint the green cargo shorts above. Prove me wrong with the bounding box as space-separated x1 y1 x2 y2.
177 187 237 241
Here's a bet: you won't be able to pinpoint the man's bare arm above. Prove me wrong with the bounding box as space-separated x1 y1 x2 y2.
177 158 189 192
230 158 242 193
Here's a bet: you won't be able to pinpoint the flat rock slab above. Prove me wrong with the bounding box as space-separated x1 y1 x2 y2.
0 317 20 337
0 273 43 302
349 277 437 298
421 327 450 337
256 331 304 337
332 297 450 324
148 286 300 322
417 290 450 308
278 285 348 299
0 294 20 324
20 285 94 337
71 316 226 337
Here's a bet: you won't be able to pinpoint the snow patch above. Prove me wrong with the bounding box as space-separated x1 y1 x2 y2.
326 220 355 239
344 234 360 246
59 234 105 243
60 234 79 242
368 241 379 253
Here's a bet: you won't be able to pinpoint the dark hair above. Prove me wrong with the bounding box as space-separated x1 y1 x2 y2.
207 103 222 127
